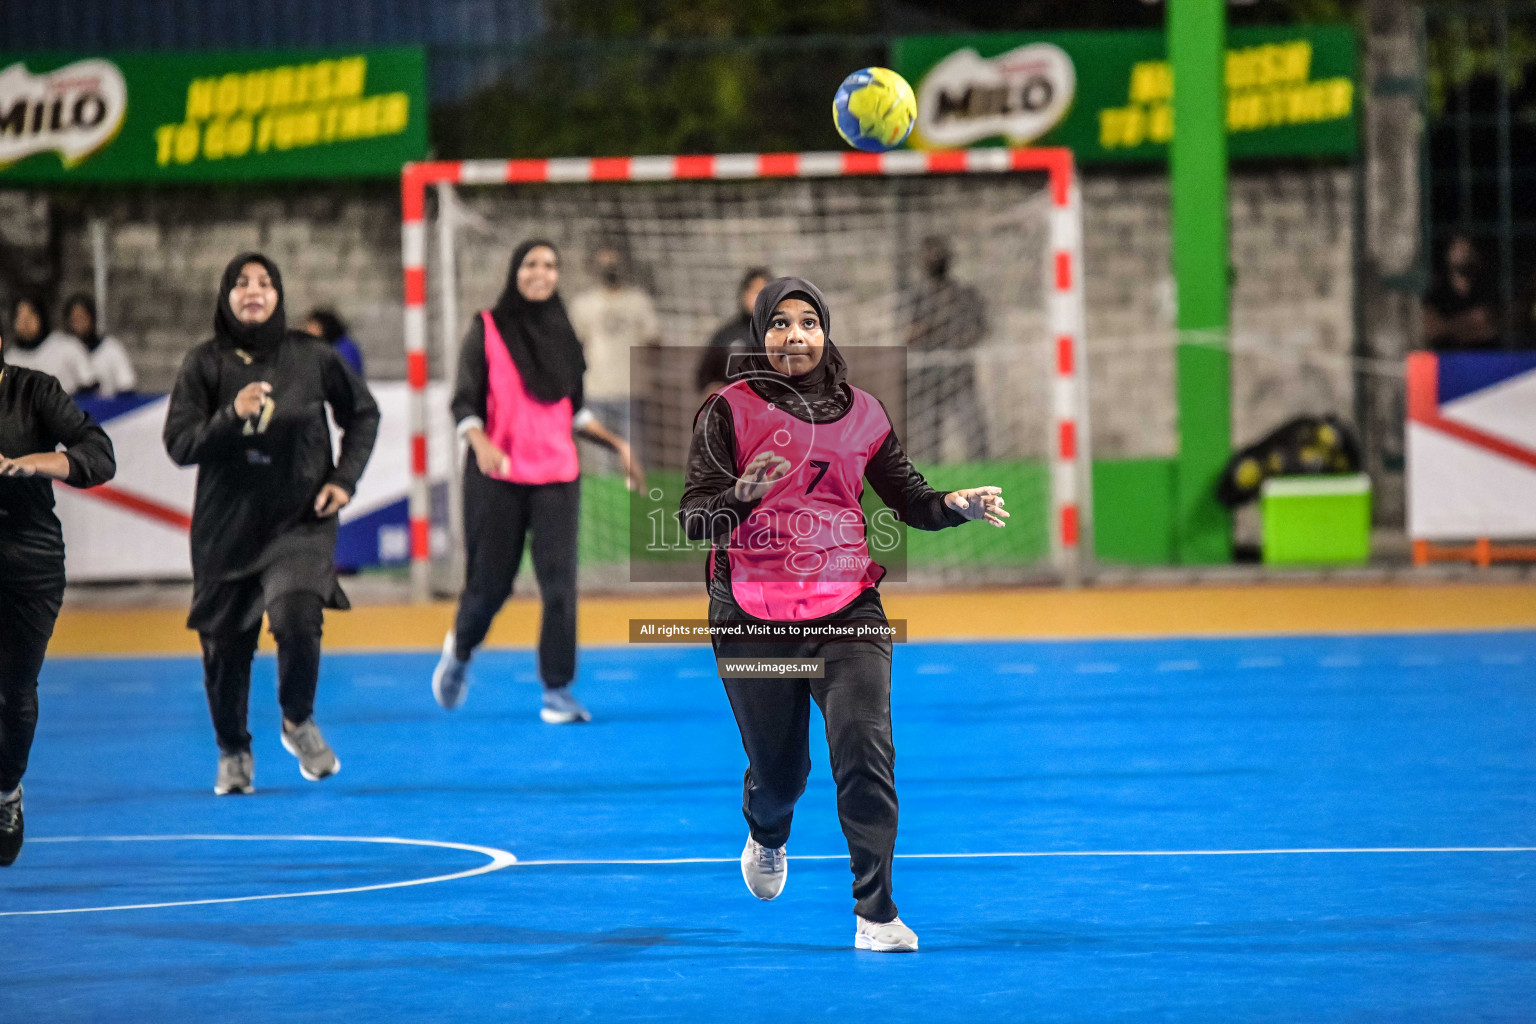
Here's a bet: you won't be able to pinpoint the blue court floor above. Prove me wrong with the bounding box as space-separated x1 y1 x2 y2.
5 630 1535 1022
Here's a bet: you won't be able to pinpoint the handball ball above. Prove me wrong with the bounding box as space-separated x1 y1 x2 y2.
833 67 917 152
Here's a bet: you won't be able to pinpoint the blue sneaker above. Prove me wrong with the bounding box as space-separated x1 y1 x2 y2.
540 685 591 724
432 631 472 710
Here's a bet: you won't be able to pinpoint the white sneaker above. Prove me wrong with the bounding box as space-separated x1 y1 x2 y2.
432 631 471 710
740 836 787 900
855 915 918 952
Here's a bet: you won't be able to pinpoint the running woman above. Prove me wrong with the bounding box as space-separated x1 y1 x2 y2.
431 240 640 724
164 253 379 795
0 323 116 864
679 277 1006 952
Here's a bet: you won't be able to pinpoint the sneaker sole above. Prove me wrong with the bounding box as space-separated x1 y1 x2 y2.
539 709 591 724
213 783 255 795
854 934 919 952
281 733 340 781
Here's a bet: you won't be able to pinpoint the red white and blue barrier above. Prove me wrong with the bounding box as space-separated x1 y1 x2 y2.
1407 351 1536 565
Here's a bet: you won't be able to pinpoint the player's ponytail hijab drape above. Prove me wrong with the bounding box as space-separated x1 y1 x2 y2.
733 276 850 401
489 239 586 404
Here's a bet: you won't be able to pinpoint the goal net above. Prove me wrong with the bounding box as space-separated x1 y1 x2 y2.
401 150 1087 599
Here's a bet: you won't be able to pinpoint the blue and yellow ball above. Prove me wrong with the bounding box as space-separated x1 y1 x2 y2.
833 67 918 153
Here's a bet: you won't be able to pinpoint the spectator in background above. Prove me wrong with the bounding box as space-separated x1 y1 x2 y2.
903 236 989 462
62 294 136 398
567 243 661 468
1423 234 1501 351
305 309 365 377
696 267 771 398
6 297 95 397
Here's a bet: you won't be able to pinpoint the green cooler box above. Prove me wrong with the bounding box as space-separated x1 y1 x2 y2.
1260 474 1372 565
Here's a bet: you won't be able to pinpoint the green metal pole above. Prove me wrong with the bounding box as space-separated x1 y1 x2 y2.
1169 0 1233 564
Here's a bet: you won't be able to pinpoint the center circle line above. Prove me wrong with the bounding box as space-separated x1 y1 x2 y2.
2 834 517 918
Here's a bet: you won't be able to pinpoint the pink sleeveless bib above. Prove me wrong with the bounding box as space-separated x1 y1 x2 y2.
482 310 580 485
717 380 891 621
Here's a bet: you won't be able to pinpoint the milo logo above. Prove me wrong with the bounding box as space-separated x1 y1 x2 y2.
915 44 1076 148
0 59 127 170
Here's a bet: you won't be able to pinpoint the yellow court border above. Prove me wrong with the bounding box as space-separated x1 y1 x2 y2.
49 583 1536 657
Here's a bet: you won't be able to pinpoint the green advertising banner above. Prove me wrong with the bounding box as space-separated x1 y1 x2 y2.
893 25 1357 161
0 47 427 183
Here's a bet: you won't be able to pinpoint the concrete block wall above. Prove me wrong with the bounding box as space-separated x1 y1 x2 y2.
1081 166 1355 459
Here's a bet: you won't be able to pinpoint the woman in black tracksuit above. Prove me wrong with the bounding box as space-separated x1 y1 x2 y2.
164 253 378 796
0 327 117 865
679 277 1006 952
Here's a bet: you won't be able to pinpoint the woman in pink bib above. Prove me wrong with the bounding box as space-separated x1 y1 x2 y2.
679 277 1007 952
432 240 639 724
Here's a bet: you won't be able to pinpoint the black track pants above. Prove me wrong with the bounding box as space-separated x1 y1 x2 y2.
0 582 62 793
712 593 899 923
453 467 580 689
199 591 324 754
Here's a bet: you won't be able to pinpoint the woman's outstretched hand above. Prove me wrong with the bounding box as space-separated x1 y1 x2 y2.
945 486 1008 528
616 439 646 493
733 451 792 503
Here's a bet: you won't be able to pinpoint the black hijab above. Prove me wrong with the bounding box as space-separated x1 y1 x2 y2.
64 293 101 352
488 240 586 403
9 296 49 352
736 277 849 415
214 252 288 356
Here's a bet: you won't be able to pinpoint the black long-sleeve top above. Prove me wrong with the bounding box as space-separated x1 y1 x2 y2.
678 388 966 604
450 315 585 430
163 333 378 584
0 365 117 588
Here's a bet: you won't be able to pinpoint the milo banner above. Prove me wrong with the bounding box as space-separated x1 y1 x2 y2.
0 47 427 183
893 25 1357 161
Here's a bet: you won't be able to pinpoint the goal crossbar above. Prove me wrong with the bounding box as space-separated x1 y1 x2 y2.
399 147 1087 602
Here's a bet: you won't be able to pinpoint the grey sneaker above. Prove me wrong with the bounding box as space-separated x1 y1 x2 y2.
281 719 340 781
432 631 471 710
540 685 591 724
855 915 918 952
740 836 787 900
0 786 23 866
214 751 254 795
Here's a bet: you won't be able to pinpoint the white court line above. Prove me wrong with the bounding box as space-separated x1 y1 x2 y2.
1 835 516 918
507 846 1536 867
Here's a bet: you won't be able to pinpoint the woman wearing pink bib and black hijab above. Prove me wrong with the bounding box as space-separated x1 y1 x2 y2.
433 240 638 724
679 277 1007 952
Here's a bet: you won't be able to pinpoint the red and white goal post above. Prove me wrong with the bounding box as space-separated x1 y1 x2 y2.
400 147 1090 602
